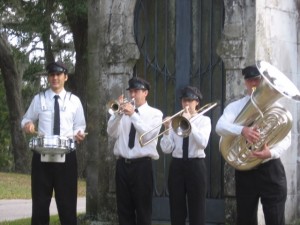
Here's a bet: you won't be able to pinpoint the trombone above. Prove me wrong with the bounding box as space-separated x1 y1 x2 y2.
139 102 218 147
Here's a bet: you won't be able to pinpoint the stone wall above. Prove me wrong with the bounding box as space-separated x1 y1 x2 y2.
256 1 299 224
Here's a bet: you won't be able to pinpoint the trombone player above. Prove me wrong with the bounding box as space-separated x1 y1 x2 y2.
160 86 211 225
107 77 163 225
215 65 290 225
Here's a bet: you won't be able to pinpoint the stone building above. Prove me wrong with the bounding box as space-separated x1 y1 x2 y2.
86 0 300 224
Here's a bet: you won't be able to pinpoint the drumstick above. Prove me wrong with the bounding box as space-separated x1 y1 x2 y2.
66 132 88 139
33 131 44 136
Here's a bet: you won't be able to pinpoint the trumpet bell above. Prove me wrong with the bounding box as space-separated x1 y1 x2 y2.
172 116 191 137
107 100 120 114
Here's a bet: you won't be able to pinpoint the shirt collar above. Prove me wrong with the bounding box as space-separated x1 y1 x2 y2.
135 102 148 113
49 88 66 99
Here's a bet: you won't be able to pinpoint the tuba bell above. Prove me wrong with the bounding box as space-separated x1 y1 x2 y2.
220 60 300 170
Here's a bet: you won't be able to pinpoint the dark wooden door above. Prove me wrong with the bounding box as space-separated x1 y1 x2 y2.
134 1 225 224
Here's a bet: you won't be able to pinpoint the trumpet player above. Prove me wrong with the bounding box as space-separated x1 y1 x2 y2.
160 86 211 225
215 65 290 225
107 77 163 225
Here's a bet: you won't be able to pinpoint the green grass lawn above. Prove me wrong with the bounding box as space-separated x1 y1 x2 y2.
0 217 61 225
0 172 86 225
0 172 171 225
0 172 86 199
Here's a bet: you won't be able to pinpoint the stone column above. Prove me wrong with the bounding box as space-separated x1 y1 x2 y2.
217 0 257 224
86 0 139 223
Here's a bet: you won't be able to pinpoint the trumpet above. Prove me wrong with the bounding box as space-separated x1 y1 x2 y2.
107 98 135 115
139 102 218 147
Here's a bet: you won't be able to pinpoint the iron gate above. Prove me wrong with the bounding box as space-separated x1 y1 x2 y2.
134 0 225 224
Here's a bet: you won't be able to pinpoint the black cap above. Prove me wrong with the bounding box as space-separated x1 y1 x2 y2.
242 65 261 79
180 86 203 101
126 77 150 91
46 61 68 74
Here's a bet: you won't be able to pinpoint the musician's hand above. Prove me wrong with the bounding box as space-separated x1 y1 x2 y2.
75 131 86 144
162 116 171 134
242 126 260 144
251 143 271 159
163 116 171 129
122 102 135 116
23 122 36 134
118 94 124 104
182 106 191 120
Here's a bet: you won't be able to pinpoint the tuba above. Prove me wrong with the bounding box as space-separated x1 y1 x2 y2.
220 60 300 170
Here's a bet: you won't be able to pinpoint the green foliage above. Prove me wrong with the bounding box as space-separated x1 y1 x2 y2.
0 76 13 171
292 220 300 225
21 60 48 110
0 58 45 172
59 0 88 18
22 59 44 82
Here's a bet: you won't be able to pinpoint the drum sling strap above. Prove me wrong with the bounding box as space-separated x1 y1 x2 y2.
39 91 72 111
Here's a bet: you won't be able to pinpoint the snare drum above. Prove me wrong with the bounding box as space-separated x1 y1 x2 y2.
29 135 76 155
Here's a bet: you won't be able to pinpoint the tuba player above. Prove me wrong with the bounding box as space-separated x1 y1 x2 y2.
215 65 290 225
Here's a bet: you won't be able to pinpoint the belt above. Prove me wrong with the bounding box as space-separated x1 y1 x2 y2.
172 157 202 161
118 156 151 164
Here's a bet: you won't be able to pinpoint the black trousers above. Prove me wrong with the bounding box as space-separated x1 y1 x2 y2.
31 151 78 225
235 158 287 225
168 158 207 225
115 157 153 225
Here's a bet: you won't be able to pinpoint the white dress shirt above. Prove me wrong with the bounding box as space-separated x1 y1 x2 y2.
160 114 211 158
215 95 291 161
107 102 163 160
21 88 86 138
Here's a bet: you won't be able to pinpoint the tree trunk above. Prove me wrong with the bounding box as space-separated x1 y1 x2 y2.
62 0 89 177
0 35 30 173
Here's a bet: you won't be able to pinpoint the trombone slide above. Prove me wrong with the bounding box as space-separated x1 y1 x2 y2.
139 102 218 147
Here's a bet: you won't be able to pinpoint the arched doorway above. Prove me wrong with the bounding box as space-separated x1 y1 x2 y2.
134 0 225 223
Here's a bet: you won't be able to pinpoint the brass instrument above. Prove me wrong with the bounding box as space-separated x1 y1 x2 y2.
219 60 300 170
107 100 121 114
139 102 218 147
107 98 135 115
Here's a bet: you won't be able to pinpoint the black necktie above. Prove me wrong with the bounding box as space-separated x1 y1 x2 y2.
128 109 138 149
182 136 189 160
53 95 60 135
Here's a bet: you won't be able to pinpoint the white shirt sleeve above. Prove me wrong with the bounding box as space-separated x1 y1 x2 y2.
215 97 248 137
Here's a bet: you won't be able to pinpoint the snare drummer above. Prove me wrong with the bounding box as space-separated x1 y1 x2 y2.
21 61 86 225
